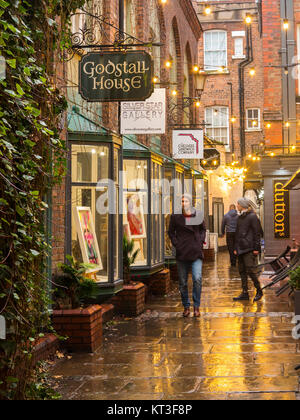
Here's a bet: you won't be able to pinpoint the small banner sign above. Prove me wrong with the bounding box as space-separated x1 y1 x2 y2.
273 180 290 239
120 88 166 135
173 130 204 160
79 51 154 102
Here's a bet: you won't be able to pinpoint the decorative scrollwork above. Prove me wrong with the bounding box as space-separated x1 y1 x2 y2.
63 8 161 61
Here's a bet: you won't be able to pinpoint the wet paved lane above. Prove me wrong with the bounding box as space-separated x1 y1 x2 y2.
51 253 300 400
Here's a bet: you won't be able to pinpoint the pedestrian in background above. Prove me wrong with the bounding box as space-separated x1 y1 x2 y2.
221 204 239 267
233 198 264 303
168 194 206 317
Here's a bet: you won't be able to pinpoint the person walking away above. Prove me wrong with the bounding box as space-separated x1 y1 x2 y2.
233 198 263 303
221 204 239 267
168 194 206 317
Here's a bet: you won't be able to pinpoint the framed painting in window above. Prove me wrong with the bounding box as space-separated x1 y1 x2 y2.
73 206 103 271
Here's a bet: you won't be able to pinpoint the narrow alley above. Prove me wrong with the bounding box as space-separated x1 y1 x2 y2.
51 253 300 400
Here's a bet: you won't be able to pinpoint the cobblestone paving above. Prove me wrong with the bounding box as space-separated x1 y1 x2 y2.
51 253 300 400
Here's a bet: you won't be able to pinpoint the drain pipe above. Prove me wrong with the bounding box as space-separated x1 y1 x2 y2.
238 23 254 159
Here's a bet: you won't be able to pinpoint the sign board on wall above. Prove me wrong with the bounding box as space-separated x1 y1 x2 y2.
273 180 290 239
120 88 166 135
172 130 204 160
79 51 153 102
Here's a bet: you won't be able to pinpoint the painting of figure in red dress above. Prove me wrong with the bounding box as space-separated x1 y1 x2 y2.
125 193 146 239
74 207 103 271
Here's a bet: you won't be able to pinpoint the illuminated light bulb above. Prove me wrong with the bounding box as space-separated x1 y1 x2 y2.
195 101 201 108
252 120 257 127
91 149 96 154
285 122 290 128
213 160 218 166
266 123 271 129
245 14 252 24
100 151 105 156
257 157 261 161
153 76 159 84
137 165 141 169
270 152 275 157
283 19 289 30
165 60 172 68
248 154 252 159
193 65 200 73
204 6 211 15
252 157 257 161
171 89 177 96
231 116 236 123
291 145 296 151
202 160 207 165
161 0 167 4
249 68 255 76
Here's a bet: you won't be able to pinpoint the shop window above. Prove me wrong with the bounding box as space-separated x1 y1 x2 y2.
204 30 227 71
70 143 121 284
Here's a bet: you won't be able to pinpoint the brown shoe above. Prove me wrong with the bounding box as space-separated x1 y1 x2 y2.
183 308 190 317
194 307 200 317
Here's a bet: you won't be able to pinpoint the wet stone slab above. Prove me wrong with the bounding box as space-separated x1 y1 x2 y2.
51 252 300 400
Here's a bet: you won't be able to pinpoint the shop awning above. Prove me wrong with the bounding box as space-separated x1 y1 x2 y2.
68 106 107 134
283 168 300 190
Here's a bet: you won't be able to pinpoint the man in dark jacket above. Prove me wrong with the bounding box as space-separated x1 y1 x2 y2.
233 198 263 303
221 204 239 267
168 194 206 317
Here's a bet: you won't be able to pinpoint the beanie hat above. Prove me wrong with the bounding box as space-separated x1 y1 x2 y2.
238 197 250 209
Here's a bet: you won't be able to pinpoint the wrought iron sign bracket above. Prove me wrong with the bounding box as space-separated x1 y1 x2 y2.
65 8 163 61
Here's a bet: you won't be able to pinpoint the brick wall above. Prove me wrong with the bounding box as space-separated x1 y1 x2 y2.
195 1 264 158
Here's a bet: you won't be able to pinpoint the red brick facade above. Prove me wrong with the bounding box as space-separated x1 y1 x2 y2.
194 1 264 159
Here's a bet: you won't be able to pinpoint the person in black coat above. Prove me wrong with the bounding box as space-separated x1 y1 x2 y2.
168 194 206 317
233 198 263 303
221 204 239 267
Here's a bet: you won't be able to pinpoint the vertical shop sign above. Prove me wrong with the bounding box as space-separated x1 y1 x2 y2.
273 180 290 239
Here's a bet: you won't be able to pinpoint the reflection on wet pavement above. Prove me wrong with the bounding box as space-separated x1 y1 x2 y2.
51 253 300 400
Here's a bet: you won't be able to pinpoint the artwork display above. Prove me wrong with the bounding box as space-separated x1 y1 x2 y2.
73 207 103 271
124 193 147 239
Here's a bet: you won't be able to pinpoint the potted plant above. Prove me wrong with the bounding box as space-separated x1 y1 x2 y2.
112 236 145 316
289 266 300 316
51 256 103 353
123 235 139 285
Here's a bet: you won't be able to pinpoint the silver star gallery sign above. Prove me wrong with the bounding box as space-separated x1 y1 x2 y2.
79 51 154 102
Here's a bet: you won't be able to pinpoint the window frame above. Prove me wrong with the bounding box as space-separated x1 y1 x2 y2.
246 108 261 130
204 30 228 71
205 106 230 146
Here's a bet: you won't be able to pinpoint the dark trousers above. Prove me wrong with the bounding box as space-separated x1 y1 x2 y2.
226 232 237 266
238 252 262 293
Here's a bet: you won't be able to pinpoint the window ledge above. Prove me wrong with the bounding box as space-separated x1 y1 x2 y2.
204 69 230 75
245 128 262 132
232 55 246 60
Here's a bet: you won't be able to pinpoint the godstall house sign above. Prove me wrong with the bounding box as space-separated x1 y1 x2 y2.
79 51 154 102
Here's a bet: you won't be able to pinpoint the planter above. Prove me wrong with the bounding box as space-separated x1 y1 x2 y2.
203 248 215 262
150 269 171 295
112 282 145 317
52 304 103 353
294 290 300 317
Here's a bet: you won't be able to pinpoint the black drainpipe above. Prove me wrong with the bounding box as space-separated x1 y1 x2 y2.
238 23 254 159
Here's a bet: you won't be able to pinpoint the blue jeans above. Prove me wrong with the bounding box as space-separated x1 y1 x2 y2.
177 259 203 309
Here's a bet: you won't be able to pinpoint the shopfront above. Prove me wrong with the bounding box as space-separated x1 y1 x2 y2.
67 108 123 296
123 137 164 276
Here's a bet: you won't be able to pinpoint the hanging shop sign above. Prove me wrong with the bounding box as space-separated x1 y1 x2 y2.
79 51 154 102
200 148 221 170
120 88 166 135
172 130 204 160
273 180 290 239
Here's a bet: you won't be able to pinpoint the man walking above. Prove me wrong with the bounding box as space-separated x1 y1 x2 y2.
168 194 206 317
233 198 263 303
221 204 239 267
